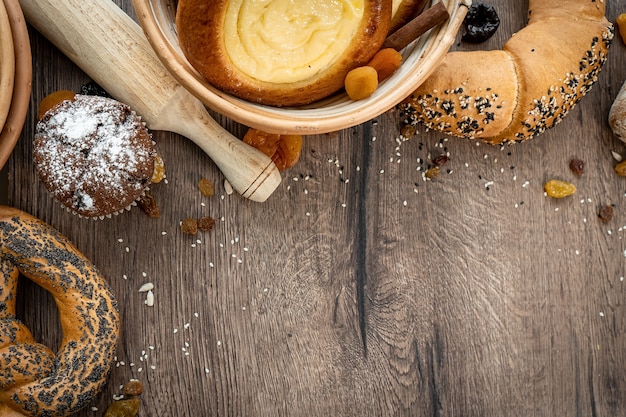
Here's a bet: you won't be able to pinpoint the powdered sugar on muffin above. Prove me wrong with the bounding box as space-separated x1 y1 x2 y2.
34 94 155 218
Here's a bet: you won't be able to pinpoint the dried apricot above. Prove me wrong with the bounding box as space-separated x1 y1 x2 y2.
243 128 303 171
367 48 403 82
38 90 76 120
344 66 378 100
544 179 576 198
616 14 626 44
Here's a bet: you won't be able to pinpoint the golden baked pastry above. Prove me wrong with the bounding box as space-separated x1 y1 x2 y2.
176 0 393 106
0 206 120 416
390 0 427 33
403 0 613 144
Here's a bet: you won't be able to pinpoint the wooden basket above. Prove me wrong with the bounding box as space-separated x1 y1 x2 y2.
132 0 470 135
0 0 31 170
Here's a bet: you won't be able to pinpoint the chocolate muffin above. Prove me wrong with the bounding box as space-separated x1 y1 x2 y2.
34 94 156 219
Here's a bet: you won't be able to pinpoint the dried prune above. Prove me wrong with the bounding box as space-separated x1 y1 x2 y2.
80 81 112 98
462 3 500 43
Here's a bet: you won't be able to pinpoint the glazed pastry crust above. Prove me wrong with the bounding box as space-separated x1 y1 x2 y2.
403 0 613 144
176 0 392 106
0 206 120 417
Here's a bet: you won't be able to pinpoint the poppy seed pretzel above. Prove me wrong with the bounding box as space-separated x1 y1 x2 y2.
0 206 120 417
404 0 614 144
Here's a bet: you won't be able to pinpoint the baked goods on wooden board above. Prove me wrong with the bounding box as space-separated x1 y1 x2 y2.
0 206 120 417
403 0 613 144
177 0 395 106
34 93 156 219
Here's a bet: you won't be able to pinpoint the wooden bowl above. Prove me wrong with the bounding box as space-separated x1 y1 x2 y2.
0 0 14 137
132 0 471 135
0 0 31 170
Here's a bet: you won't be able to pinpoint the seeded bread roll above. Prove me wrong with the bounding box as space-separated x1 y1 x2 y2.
390 0 427 33
176 0 392 106
0 206 120 417
403 0 613 144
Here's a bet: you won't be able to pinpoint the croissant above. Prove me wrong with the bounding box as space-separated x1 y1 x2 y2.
402 0 614 145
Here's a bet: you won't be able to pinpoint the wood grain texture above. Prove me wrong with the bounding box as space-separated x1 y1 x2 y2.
6 0 626 416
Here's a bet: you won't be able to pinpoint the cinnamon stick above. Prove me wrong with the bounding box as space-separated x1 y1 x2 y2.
382 1 450 51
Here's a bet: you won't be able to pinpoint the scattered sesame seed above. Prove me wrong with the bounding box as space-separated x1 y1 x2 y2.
138 282 154 292
145 290 154 307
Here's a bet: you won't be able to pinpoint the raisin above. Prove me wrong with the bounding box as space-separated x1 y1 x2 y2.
462 3 500 43
198 178 215 197
243 128 303 171
433 155 450 167
151 153 166 183
615 160 626 177
138 192 160 218
598 205 614 223
181 218 198 235
569 158 585 176
104 398 140 417
80 81 112 98
400 124 416 138
122 380 144 396
425 167 440 179
544 179 576 198
198 216 215 232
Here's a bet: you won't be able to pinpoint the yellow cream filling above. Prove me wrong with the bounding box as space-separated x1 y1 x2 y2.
224 0 365 84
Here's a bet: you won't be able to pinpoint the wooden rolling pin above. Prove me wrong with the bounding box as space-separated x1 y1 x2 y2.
19 0 281 202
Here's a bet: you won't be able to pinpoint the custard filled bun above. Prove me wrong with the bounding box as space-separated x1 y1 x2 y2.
176 0 392 106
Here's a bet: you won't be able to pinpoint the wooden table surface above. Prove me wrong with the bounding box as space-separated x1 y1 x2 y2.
6 1 626 416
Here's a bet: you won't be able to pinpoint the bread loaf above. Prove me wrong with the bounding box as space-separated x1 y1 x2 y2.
403 0 613 144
